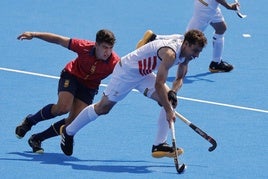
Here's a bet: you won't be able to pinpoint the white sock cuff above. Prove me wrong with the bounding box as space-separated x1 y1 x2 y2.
87 104 98 119
66 104 98 135
213 33 224 40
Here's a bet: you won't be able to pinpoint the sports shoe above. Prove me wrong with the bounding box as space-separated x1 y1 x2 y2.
15 115 33 139
152 142 184 158
209 60 234 73
136 30 156 49
28 135 44 154
60 125 74 156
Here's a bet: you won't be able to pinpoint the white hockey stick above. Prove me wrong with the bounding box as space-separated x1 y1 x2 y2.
235 0 247 18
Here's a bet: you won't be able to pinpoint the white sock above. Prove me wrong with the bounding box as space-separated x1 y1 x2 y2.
154 107 169 145
66 104 98 135
156 34 182 40
212 33 224 63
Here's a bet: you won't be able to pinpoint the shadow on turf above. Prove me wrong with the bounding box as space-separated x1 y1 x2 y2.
2 152 181 174
167 72 214 84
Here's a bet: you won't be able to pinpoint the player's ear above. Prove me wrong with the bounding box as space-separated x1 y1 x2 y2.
184 40 191 47
182 40 188 47
95 42 99 47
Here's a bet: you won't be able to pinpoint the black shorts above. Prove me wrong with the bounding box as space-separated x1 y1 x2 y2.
58 70 98 105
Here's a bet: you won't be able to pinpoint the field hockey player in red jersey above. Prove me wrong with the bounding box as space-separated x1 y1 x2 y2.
15 29 120 153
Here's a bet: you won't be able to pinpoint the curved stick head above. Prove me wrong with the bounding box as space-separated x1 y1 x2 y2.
237 12 247 18
208 138 217 152
177 164 186 174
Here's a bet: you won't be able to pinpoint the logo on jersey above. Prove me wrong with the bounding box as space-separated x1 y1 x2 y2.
64 80 70 88
138 56 157 76
88 61 98 76
90 65 96 74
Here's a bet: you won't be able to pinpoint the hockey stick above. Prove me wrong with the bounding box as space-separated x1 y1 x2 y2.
235 0 247 18
175 111 217 152
170 120 186 174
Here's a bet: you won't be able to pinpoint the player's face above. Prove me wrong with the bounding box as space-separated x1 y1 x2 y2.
95 42 113 60
184 42 203 61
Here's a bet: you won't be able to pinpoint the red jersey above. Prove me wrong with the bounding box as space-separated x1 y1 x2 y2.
64 38 120 89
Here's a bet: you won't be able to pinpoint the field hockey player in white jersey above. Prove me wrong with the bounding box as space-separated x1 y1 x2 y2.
60 30 207 158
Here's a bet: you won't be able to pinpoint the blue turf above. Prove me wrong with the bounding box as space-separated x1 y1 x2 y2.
1 0 267 178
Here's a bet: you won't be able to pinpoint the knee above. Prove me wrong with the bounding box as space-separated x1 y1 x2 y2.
220 27 227 34
215 25 227 34
94 103 112 115
52 104 70 116
213 21 227 35
98 106 111 115
143 87 155 98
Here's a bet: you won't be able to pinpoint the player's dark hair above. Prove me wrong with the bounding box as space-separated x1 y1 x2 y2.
184 29 207 48
96 29 116 46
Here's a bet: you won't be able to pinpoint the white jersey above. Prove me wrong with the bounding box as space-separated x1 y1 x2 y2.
120 38 185 78
104 38 185 102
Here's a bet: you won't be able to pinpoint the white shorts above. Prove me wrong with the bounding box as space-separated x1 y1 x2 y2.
186 1 224 31
103 63 157 102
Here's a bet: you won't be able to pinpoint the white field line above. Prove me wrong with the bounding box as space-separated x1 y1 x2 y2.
1 67 268 114
0 67 60 79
